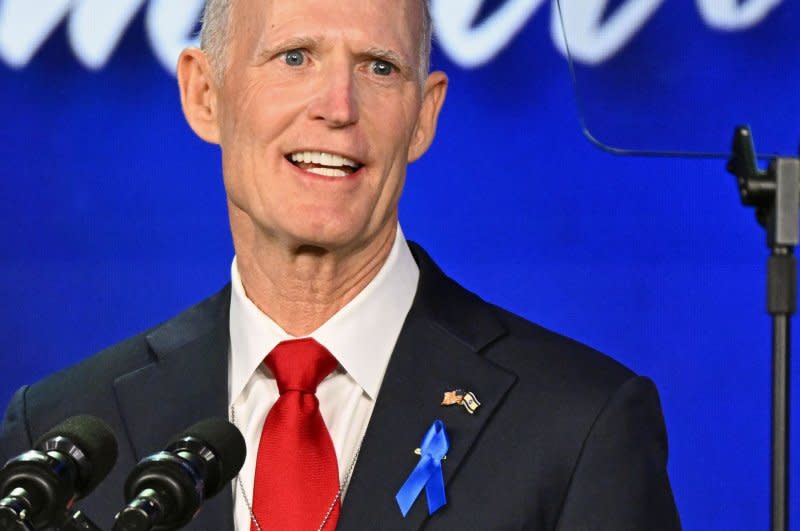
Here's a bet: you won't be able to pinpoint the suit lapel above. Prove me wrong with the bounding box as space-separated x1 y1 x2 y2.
112 286 234 531
338 245 518 530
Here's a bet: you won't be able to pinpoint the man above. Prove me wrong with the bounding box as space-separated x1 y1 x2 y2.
0 0 680 529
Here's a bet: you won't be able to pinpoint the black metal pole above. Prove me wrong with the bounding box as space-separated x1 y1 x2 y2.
772 311 789 531
769 249 795 531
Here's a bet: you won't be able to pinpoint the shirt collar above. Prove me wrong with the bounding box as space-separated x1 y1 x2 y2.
229 225 419 402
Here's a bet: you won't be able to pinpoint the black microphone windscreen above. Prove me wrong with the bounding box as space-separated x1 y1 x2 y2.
34 414 118 493
177 418 246 485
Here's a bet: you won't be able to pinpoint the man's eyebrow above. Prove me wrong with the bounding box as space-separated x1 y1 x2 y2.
361 47 409 69
256 36 322 60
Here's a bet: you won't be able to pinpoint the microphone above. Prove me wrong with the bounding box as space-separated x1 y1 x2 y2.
0 415 118 530
113 418 246 531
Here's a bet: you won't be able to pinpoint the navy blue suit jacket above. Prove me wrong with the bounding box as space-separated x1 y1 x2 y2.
0 243 680 530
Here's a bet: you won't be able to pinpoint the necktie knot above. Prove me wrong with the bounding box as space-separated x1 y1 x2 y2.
265 338 338 395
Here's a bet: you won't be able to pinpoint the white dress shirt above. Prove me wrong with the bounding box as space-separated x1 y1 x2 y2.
228 227 419 530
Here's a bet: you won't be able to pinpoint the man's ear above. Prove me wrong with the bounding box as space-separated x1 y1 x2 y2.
177 48 221 145
408 71 448 163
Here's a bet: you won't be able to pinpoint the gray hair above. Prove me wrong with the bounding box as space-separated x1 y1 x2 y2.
200 0 433 84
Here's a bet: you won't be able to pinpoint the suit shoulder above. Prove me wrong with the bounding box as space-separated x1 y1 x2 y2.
445 278 640 411
487 303 635 389
17 286 231 430
411 242 637 399
477 300 662 464
28 328 151 401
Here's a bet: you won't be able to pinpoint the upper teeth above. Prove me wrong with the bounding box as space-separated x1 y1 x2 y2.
290 151 360 168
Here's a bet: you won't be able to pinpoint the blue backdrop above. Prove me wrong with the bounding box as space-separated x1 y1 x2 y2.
1 1 798 529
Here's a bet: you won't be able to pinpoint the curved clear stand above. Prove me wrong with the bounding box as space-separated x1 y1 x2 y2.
554 0 799 159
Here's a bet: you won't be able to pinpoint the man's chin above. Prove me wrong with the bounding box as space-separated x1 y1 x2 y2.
282 226 367 254
281 222 394 259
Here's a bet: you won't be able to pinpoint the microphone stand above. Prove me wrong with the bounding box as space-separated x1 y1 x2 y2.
0 489 35 530
0 502 100 531
727 126 799 531
58 509 102 531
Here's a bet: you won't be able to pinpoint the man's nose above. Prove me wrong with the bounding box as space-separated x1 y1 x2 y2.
307 61 360 127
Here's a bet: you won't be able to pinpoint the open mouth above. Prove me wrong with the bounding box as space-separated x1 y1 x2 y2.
286 150 364 177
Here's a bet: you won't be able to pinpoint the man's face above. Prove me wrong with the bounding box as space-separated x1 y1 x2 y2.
210 0 445 253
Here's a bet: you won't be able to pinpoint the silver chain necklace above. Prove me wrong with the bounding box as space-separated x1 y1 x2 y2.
229 404 366 531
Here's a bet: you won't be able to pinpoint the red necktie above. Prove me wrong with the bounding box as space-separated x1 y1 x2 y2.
251 338 341 531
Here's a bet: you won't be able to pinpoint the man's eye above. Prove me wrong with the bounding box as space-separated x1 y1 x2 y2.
371 60 394 76
283 50 305 66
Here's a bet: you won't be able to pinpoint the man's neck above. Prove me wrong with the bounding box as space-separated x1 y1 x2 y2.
231 216 397 337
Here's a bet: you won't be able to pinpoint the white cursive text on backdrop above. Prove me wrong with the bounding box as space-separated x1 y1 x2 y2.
0 0 784 73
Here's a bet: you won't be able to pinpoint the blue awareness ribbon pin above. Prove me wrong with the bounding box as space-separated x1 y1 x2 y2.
395 419 450 517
